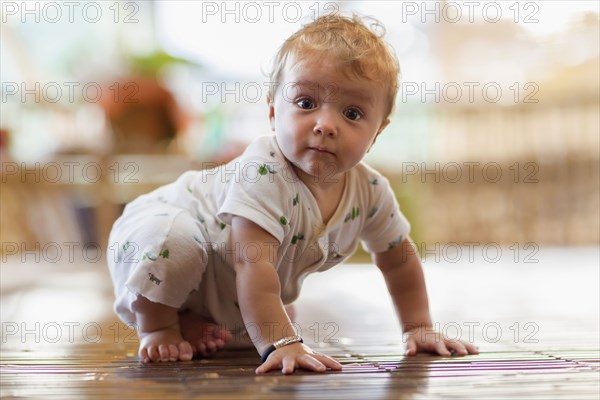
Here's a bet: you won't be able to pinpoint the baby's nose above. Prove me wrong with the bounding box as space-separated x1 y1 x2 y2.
313 110 338 137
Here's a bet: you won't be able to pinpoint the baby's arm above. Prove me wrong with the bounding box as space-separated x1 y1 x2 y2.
373 238 479 356
231 216 342 374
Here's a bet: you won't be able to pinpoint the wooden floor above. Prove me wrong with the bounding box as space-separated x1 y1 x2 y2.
1 247 599 399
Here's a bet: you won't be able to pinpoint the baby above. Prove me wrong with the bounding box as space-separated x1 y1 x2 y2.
107 13 478 374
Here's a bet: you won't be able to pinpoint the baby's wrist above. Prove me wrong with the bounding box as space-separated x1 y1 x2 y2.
403 323 434 334
260 335 303 362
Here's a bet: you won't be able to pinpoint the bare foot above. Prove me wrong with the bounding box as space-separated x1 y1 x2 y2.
179 311 233 357
138 323 194 363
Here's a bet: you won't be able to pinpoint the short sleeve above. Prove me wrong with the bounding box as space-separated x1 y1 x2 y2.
217 141 293 244
359 173 410 254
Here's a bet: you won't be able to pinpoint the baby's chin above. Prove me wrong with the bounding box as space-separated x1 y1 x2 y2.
292 160 347 184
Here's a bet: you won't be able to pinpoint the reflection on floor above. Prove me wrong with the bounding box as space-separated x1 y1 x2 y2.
1 247 599 399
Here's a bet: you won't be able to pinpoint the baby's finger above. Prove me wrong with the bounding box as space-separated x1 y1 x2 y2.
464 342 479 354
313 353 342 370
445 341 468 356
281 357 296 375
404 338 417 356
298 355 326 373
434 341 452 356
255 358 279 374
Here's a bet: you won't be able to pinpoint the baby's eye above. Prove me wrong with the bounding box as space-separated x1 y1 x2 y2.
296 98 315 109
344 108 362 121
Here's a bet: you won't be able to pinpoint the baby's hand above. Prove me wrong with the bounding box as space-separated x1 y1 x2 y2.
255 342 343 374
404 326 479 356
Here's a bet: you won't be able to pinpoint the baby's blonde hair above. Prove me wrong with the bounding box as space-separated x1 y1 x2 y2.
269 13 400 119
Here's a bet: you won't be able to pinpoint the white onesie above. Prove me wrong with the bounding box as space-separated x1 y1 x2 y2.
107 134 410 332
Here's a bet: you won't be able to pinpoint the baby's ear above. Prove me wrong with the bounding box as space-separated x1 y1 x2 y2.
267 96 275 131
377 118 390 134
368 118 390 152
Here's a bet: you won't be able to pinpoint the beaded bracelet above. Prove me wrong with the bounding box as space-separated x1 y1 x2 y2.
260 335 304 363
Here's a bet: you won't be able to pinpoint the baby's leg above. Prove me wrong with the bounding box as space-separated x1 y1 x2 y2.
134 297 235 362
133 295 193 363
109 203 234 361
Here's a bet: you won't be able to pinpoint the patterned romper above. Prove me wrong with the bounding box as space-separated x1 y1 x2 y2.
107 135 410 332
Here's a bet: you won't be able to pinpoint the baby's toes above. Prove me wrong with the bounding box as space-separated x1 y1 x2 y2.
207 325 232 342
205 339 217 353
139 347 150 364
168 344 179 361
196 341 207 356
216 328 232 342
158 344 171 362
178 341 193 361
147 345 160 362
213 338 225 349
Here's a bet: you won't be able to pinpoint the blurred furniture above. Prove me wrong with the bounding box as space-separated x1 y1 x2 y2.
0 154 201 254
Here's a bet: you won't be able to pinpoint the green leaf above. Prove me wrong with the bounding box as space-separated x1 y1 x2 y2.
367 207 378 218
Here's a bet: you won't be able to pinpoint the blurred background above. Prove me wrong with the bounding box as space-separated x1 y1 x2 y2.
1 0 598 261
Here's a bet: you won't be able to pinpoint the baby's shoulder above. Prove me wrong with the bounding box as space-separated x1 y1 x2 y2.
351 161 392 191
218 135 296 195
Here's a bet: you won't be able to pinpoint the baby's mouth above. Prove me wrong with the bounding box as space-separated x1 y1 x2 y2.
308 146 335 156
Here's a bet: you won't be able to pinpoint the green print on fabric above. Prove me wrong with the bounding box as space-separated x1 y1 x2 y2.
293 193 299 206
196 214 209 234
122 241 131 252
369 178 379 185
193 235 203 245
344 207 360 222
159 249 170 259
143 252 158 261
279 216 288 226
291 233 305 245
186 185 193 193
258 164 277 175
215 217 226 230
367 207 378 218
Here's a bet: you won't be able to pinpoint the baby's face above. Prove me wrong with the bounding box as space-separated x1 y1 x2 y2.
269 57 389 184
